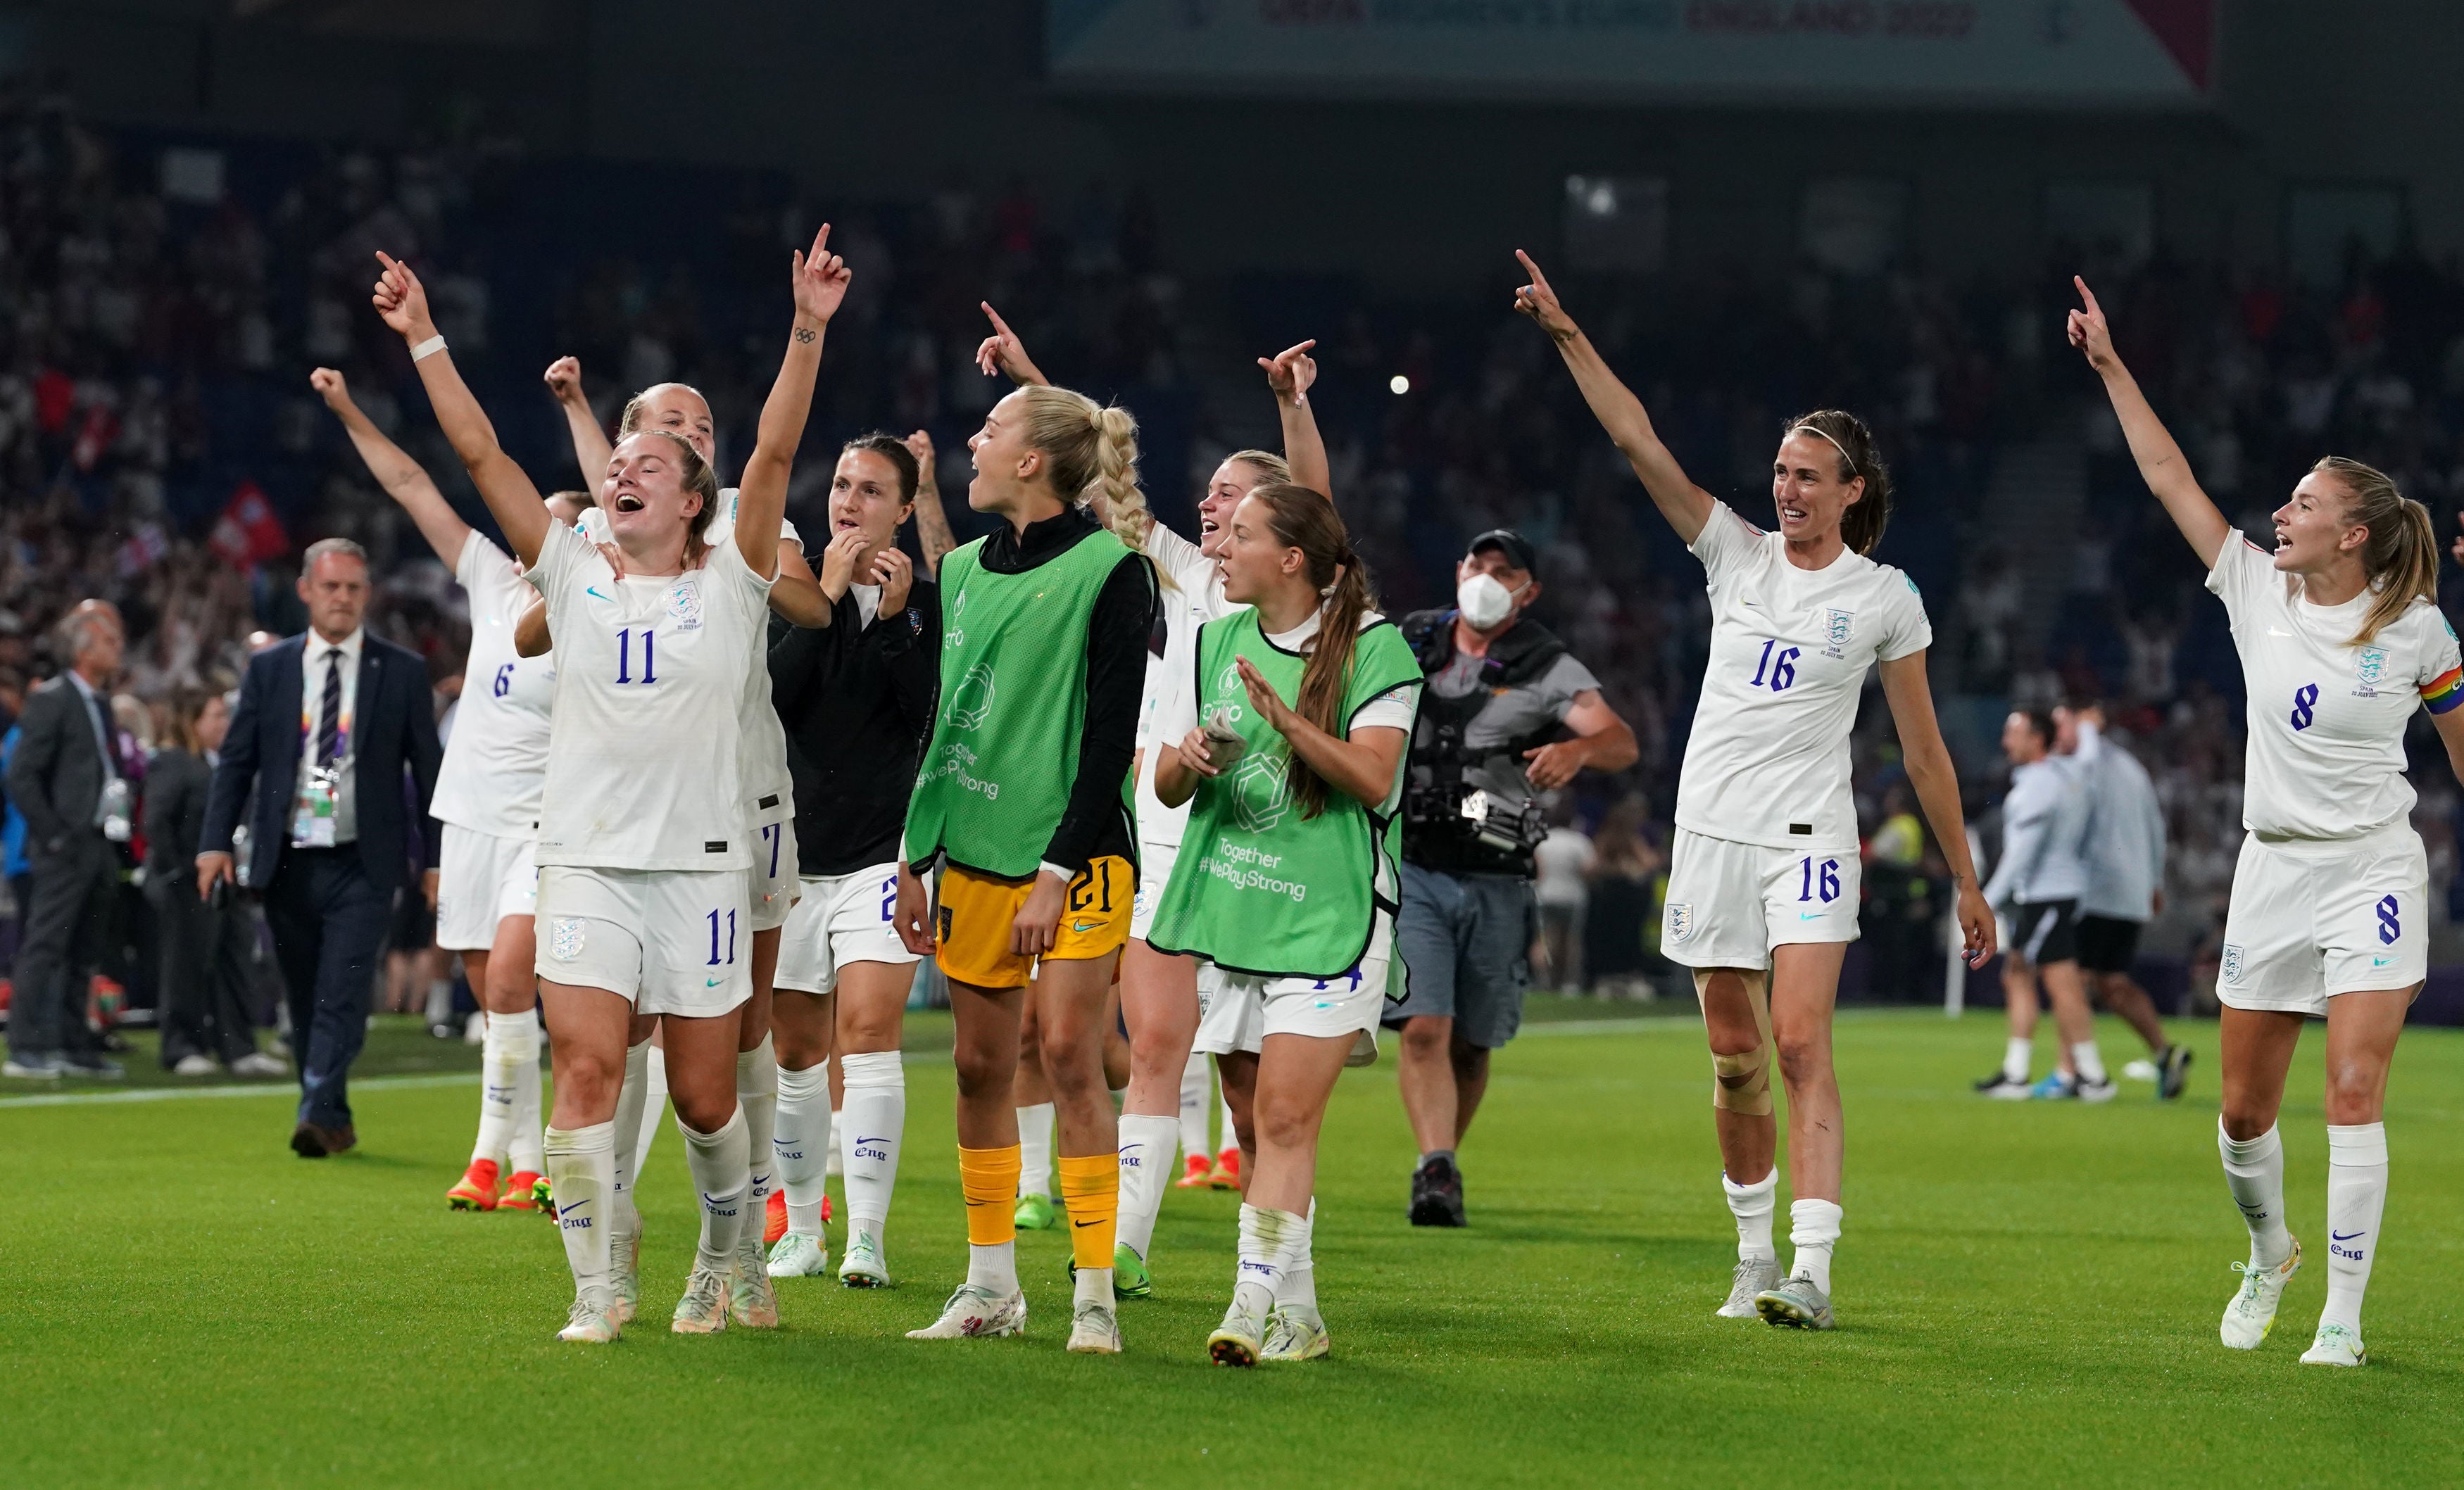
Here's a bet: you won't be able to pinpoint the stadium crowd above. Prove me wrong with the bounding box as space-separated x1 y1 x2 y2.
9 84 2464 1059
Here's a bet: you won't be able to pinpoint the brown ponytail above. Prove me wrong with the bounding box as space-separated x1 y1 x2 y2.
2319 455 2439 646
1248 482 1377 819
1785 409 1894 555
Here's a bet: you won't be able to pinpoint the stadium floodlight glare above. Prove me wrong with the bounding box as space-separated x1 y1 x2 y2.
1389 374 1409 395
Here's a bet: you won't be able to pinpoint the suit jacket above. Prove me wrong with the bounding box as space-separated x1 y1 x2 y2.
202 632 443 894
5 675 112 857
144 745 213 879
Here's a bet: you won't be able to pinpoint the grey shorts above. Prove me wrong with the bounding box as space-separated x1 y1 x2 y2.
1386 863 1535 1049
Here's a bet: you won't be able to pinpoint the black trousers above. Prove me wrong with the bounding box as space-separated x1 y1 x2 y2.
148 874 260 1066
8 833 117 1058
262 847 389 1128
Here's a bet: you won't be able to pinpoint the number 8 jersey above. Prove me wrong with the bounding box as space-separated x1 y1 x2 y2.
2207 535 2463 840
527 519 776 871
1676 504 1932 855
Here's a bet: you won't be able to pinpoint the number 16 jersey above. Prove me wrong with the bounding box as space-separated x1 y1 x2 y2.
1675 504 1932 855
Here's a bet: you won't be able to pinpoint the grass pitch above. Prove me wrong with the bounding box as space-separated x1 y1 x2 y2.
4 1003 2460 1488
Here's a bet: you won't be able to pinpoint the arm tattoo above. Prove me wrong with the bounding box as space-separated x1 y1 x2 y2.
793 327 817 344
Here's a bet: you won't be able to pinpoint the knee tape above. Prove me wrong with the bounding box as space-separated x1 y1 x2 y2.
1694 968 1774 1117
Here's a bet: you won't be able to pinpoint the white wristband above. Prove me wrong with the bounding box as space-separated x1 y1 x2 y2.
410 335 447 362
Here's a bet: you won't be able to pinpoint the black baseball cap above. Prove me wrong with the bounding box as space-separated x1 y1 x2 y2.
1466 529 1538 576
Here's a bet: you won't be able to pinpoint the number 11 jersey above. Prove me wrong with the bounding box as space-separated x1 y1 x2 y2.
1675 503 1932 855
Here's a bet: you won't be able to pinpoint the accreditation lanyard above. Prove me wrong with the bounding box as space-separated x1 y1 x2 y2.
294 650 355 847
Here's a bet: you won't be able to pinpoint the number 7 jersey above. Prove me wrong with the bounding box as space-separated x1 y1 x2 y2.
1675 504 1932 854
2206 535 2462 841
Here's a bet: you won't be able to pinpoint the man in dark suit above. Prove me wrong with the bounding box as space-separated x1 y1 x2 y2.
4 605 131 1079
201 538 444 1156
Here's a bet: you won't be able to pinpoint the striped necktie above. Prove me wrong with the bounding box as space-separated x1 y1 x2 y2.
316 648 343 768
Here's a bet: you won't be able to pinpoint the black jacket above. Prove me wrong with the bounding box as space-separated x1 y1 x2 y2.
6 675 115 857
202 632 443 892
771 578 942 878
144 745 213 878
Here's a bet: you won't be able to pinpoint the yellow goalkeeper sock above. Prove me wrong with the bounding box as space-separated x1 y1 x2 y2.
959 1144 1021 1246
1057 1151 1120 1271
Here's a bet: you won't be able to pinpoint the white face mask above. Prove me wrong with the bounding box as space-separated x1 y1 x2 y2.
1456 571 1527 630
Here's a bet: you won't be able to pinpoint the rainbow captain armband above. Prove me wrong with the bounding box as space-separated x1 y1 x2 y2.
2421 666 2464 714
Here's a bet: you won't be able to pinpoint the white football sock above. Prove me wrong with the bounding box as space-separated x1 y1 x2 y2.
1114 1113 1178 1262
506 1008 543 1175
1234 1203 1296 1319
838 1050 906 1236
543 1121 614 1294
1723 1169 1780 1261
636 1043 670 1174
2002 1036 2031 1082
610 1035 653 1242
1789 1199 1842 1294
1276 1199 1319 1315
774 1059 831 1238
2069 1039 2107 1086
1218 1085 1238 1158
472 1010 525 1166
1074 1263 1115 1312
736 1035 778 1220
2322 1122 2389 1334
1178 1049 1212 1161
1017 1101 1055 1199
826 1106 845 1177
677 1105 749 1273
2218 1119 2293 1270
967 1242 1018 1296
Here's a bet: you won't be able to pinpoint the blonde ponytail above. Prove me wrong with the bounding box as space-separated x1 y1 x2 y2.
1089 404 1151 549
2318 455 2439 646
1012 384 1171 585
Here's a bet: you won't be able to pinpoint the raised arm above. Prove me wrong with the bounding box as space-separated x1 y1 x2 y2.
371 253 551 565
1259 340 1331 498
543 356 615 486
974 302 1050 388
310 367 471 568
903 431 958 578
734 225 850 581
1878 650 1995 967
1512 250 1715 545
2068 276 2231 568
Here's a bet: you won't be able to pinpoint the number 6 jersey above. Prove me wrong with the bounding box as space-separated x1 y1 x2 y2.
527 518 776 871
2206 535 2462 842
428 530 556 842
1676 503 1932 856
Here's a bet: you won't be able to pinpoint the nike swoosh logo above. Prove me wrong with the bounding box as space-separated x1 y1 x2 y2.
1074 1218 1102 1228
2331 1230 2364 1242
1071 921 1098 933
586 586 612 601
2372 957 2393 966
706 977 726 987
1799 911 1824 921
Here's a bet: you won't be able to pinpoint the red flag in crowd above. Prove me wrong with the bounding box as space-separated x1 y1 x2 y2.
208 481 291 567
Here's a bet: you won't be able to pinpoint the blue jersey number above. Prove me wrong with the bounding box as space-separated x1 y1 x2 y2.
1752 639 1800 693
2289 683 2318 731
2378 895 2401 945
491 662 514 698
706 909 737 966
615 627 658 686
1798 857 1842 903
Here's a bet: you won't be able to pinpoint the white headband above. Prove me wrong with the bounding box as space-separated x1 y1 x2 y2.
1792 423 1857 474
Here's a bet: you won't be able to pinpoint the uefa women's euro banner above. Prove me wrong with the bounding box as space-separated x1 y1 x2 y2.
1047 0 2215 106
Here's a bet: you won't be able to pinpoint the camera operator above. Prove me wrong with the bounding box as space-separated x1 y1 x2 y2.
1389 531 1636 1226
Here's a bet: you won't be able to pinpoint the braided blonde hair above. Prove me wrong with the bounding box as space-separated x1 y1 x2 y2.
1012 384 1163 574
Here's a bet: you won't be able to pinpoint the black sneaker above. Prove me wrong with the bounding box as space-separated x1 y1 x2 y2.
2157 1044 2194 1101
1408 1155 1466 1227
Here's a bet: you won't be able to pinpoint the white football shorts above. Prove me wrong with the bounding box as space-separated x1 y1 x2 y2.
774 861 922 997
1660 827 1861 971
435 823 539 952
535 865 753 1018
2218 825 2429 1016
1129 838 1178 942
1193 954 1388 1056
748 819 799 934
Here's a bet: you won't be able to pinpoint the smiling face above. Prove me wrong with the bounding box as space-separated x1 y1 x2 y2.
2269 469 2367 575
1198 457 1281 559
625 384 715 466
1214 493 1302 605
601 431 705 548
829 447 913 564
1771 430 1863 545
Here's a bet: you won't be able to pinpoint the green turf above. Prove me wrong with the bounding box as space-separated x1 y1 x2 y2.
4 1009 2458 1487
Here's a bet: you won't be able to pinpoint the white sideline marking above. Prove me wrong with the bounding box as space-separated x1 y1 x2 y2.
0 1071 477 1110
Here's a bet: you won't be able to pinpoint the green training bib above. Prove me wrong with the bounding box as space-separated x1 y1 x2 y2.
903 526 1134 878
1146 610 1421 978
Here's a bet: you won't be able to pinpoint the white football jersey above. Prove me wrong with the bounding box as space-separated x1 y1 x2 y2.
528 518 775 871
1674 504 1932 854
2206 535 2462 841
430 531 556 840
1133 521 1242 849
703 489 799 830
